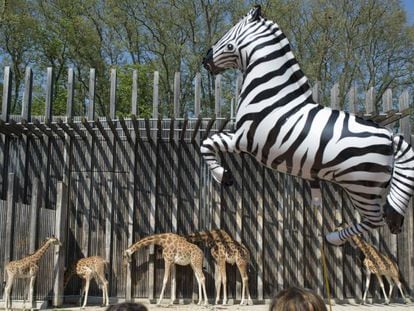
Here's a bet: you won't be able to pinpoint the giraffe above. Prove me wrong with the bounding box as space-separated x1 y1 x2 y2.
64 256 109 308
186 229 253 305
3 236 61 311
123 233 208 306
349 233 408 304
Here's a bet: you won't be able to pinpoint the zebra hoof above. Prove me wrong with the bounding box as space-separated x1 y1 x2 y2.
325 232 346 246
222 169 234 186
383 203 404 234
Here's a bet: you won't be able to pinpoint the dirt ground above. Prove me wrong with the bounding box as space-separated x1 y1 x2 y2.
44 300 414 311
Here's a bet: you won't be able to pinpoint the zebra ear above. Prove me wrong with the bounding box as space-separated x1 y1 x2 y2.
250 5 262 21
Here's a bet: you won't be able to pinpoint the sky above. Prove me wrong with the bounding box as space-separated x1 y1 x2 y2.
402 0 414 24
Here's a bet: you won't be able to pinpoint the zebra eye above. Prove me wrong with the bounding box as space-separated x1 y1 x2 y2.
227 43 234 51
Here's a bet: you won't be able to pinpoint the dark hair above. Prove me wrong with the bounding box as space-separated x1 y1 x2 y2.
106 302 148 311
270 286 327 311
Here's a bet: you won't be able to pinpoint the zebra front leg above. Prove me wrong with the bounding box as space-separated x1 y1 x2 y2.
201 132 238 186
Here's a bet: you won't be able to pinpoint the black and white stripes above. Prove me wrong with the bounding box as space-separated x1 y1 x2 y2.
201 6 414 245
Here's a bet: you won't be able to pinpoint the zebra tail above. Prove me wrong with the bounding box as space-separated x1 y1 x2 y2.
387 135 414 216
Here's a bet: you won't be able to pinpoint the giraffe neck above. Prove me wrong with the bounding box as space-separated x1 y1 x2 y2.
352 235 378 260
127 234 170 255
28 239 53 263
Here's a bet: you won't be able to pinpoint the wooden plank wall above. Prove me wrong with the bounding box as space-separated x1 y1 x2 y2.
0 66 413 306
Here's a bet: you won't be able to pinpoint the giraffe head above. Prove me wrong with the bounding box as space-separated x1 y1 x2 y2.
46 235 62 247
123 249 132 265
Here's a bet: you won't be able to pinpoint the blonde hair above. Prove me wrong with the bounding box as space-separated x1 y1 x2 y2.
270 286 327 311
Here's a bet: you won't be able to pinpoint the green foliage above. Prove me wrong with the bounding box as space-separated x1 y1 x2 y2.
0 0 413 116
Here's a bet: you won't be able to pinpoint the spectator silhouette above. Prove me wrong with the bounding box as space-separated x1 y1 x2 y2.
270 286 327 311
106 302 148 311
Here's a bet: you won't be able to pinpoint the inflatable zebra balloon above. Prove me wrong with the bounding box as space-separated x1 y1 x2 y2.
201 5 414 245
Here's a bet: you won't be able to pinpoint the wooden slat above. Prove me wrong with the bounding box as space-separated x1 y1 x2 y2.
194 73 201 117
215 74 222 118
45 67 54 123
67 68 75 120
174 72 180 118
53 181 68 307
131 70 138 116
110 69 117 119
152 71 159 118
22 67 33 121
4 174 15 267
1 66 12 122
119 116 134 145
88 68 96 121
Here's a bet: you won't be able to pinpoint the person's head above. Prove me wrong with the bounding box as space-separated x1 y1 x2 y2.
270 286 327 311
106 302 148 311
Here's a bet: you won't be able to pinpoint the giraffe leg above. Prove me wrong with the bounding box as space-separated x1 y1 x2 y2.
392 277 408 303
79 279 86 306
362 270 371 304
170 264 176 305
28 275 37 310
196 268 208 305
4 272 14 311
375 274 389 304
385 276 394 302
237 261 253 305
193 269 203 305
157 260 172 306
96 275 109 306
213 262 222 305
219 261 227 305
82 277 91 308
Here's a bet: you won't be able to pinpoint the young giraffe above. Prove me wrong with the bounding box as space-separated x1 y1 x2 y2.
64 256 109 308
350 234 408 304
186 229 253 305
123 233 208 306
3 236 61 311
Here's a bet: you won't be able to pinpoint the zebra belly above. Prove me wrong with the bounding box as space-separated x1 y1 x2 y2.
237 107 394 189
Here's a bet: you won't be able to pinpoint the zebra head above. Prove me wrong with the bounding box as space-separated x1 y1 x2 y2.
202 5 264 74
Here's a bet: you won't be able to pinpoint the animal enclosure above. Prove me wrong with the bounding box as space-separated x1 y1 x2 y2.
0 66 413 306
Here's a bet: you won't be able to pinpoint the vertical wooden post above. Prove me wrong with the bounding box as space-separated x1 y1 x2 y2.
45 67 54 123
148 139 157 301
194 73 201 117
88 68 95 121
153 71 159 118
22 67 33 121
125 85 137 300
348 85 357 114
131 70 138 116
312 81 321 104
173 72 180 118
215 75 221 118
110 68 117 119
365 87 375 116
256 168 264 301
330 83 340 110
382 88 393 113
399 90 411 140
1 66 12 122
105 177 114 268
29 178 41 253
53 181 68 307
4 173 15 266
66 68 75 120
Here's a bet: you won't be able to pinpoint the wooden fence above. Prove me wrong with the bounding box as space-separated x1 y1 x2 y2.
0 66 413 307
